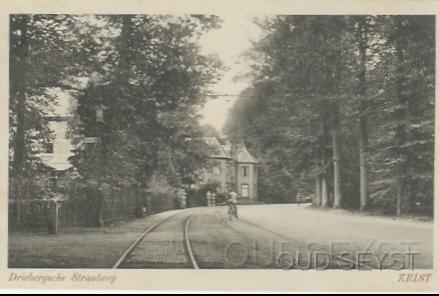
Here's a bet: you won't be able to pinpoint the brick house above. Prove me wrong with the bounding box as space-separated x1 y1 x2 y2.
202 137 258 202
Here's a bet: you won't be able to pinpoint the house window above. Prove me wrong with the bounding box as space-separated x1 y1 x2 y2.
241 166 249 177
84 142 95 154
241 184 249 198
44 142 54 154
96 108 105 123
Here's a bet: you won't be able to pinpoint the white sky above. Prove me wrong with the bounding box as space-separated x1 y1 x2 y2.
198 14 262 134
54 15 263 134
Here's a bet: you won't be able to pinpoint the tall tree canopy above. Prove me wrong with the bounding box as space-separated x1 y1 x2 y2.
225 15 434 216
10 14 223 226
9 15 92 224
70 15 223 225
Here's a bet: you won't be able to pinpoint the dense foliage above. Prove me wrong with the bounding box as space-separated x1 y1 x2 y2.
10 15 223 226
69 15 223 225
9 15 89 225
9 14 434 229
224 16 434 216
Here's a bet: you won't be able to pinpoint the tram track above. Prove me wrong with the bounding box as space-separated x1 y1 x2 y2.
184 213 199 269
113 207 374 270
113 210 200 269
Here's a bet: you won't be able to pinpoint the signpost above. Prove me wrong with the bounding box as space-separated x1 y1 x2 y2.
46 196 66 235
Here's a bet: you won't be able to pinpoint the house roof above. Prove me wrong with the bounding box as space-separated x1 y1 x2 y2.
203 137 221 147
202 137 257 163
203 137 232 159
236 144 258 164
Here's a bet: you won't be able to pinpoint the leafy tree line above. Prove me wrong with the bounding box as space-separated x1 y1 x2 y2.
9 15 222 226
70 15 223 226
224 16 434 216
9 15 88 224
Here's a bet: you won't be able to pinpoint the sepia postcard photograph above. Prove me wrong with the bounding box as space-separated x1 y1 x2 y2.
0 0 438 293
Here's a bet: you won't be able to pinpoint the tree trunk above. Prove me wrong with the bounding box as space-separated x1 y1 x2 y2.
332 129 342 208
47 201 60 235
321 176 329 208
395 121 407 216
395 34 408 217
396 170 404 217
357 17 369 211
314 174 322 206
328 46 344 209
359 116 368 211
97 189 105 227
332 103 343 209
11 15 30 225
318 103 330 208
97 121 105 227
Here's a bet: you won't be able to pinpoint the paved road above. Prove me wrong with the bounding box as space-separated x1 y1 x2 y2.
239 204 433 269
119 205 433 270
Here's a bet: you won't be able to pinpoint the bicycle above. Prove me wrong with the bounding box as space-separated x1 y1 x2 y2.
226 203 239 221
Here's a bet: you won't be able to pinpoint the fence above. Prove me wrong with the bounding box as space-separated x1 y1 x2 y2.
8 187 177 231
8 199 50 230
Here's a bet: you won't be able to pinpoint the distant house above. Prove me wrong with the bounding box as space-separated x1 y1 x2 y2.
40 91 76 188
202 137 258 202
39 91 259 202
41 117 74 172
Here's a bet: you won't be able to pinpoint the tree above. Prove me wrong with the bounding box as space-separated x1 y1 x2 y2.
9 15 85 224
10 15 29 223
71 15 223 225
227 16 353 206
356 16 370 211
381 16 434 216
226 15 434 216
201 124 221 138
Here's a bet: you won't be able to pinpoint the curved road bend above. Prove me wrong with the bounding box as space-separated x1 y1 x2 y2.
119 207 364 269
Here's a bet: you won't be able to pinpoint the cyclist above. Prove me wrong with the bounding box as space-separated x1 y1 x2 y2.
226 190 239 220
